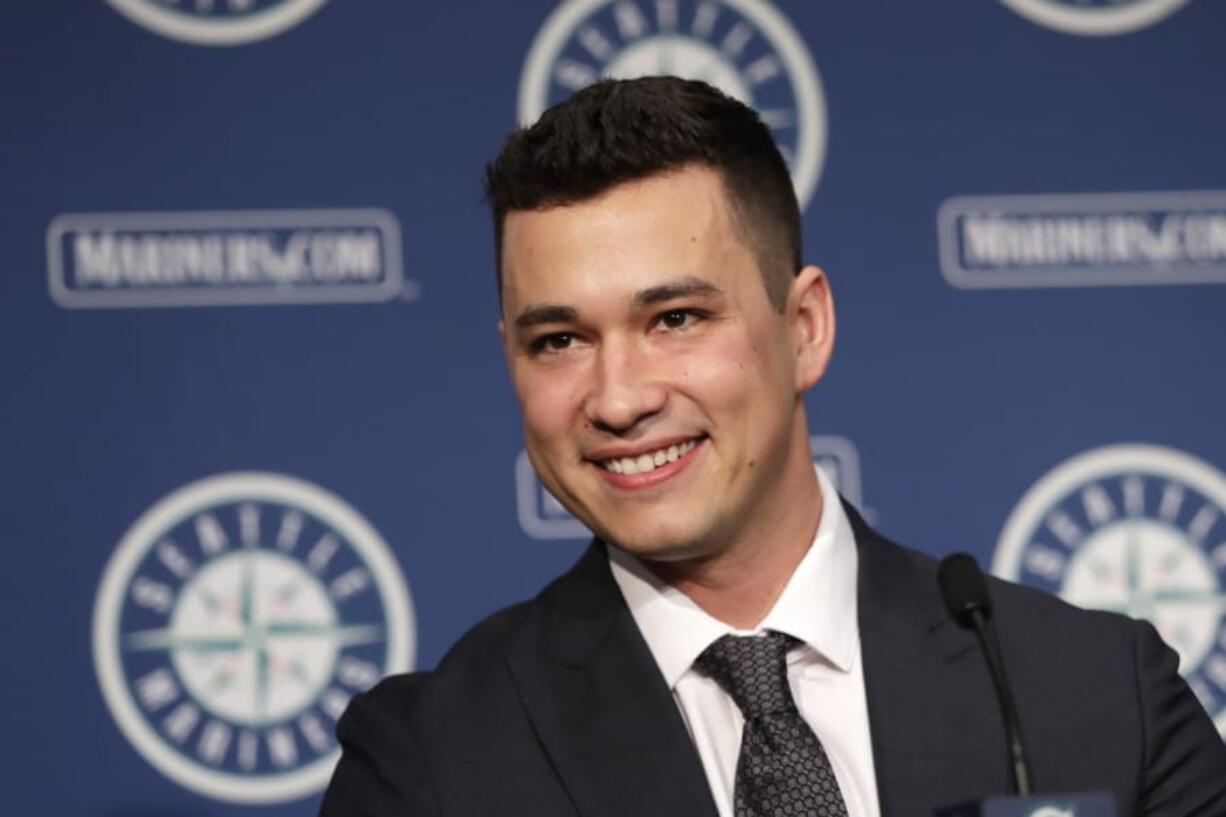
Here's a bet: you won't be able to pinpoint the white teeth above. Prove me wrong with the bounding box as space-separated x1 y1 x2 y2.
603 439 701 475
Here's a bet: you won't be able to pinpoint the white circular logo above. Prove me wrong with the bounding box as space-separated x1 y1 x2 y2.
93 472 415 804
993 445 1226 738
104 0 328 46
998 0 1191 36
518 0 827 209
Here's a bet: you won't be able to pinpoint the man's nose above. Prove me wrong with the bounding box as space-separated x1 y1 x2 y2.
582 341 666 434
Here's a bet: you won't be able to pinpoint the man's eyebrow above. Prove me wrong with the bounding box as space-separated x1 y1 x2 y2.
513 304 579 331
511 277 722 330
633 276 724 307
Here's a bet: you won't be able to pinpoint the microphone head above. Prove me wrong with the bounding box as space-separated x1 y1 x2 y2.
938 552 993 626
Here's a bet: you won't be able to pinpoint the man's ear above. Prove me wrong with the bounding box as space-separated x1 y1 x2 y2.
498 318 514 365
788 265 835 392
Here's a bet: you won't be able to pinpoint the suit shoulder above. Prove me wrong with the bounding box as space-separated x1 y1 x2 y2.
848 504 1144 654
866 531 1145 648
353 545 606 722
357 593 545 713
978 559 1146 647
324 599 553 816
436 597 541 672
397 596 533 675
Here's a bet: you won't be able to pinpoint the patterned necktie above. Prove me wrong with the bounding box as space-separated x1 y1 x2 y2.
696 632 850 817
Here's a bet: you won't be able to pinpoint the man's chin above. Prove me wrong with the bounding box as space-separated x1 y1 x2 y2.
580 497 725 562
601 527 719 565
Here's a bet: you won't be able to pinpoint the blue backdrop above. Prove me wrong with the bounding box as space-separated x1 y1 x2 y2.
3 1 1225 814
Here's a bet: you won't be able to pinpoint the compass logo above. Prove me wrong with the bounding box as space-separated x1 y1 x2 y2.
93 473 415 804
518 0 826 209
998 0 1191 36
993 445 1226 739
104 0 328 46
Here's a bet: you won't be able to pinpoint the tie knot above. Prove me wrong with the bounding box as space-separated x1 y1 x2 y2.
695 631 800 719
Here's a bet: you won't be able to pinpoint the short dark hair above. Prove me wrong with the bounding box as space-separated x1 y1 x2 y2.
483 76 802 311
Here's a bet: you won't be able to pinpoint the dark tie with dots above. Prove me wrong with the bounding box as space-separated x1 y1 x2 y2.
696 632 850 817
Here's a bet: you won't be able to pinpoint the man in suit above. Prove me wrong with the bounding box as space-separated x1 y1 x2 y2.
321 77 1226 816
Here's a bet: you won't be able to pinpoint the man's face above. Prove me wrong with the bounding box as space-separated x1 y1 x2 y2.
499 165 832 562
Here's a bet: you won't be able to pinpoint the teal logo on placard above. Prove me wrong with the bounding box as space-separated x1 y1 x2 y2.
93 473 415 803
998 0 1190 36
518 0 826 209
993 445 1226 740
104 0 328 46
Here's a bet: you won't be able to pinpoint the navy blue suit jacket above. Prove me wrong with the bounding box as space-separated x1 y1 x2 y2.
320 506 1226 816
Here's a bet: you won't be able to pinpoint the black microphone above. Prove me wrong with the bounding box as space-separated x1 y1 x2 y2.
937 553 1033 796
934 554 1117 817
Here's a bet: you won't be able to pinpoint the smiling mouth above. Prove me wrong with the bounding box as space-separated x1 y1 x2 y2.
599 437 702 475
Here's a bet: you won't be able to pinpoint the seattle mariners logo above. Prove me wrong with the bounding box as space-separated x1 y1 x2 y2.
993 445 1226 738
93 473 415 803
519 0 827 209
998 0 1191 36
104 0 328 46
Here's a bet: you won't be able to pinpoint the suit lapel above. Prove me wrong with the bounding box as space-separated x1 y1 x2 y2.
850 505 1013 813
503 507 1011 815
506 542 719 817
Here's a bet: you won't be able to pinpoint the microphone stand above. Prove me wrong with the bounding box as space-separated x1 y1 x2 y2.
963 605 1031 795
935 553 1116 817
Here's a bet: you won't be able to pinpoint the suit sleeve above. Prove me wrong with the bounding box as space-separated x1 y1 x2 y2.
1135 620 1226 816
319 676 440 817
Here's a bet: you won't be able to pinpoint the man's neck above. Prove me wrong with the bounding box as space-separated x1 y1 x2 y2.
648 460 824 630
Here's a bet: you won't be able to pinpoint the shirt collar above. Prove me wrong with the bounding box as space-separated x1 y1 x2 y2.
608 466 860 689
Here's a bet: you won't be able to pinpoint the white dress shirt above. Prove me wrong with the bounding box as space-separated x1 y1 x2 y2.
608 467 881 817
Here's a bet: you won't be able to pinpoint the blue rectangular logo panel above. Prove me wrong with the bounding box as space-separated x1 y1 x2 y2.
938 191 1226 289
47 209 408 308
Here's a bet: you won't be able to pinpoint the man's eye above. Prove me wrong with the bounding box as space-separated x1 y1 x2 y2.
657 309 702 330
531 333 575 354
